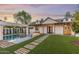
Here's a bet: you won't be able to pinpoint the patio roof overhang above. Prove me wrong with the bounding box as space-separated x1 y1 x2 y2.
0 20 27 27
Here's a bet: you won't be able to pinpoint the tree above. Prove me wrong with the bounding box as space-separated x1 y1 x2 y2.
14 10 31 24
73 11 79 22
72 11 79 33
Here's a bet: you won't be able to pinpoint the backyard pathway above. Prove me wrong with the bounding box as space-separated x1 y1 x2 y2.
15 35 49 54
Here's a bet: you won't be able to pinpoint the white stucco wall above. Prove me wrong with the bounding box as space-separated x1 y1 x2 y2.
30 26 35 34
63 18 72 22
43 26 47 34
32 24 65 35
54 25 63 35
26 27 28 35
43 19 57 24
31 26 47 34
52 25 54 34
0 26 3 40
39 26 43 33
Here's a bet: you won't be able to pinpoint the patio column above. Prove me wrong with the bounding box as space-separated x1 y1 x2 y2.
43 25 44 34
24 27 27 36
53 24 55 34
26 26 28 35
0 26 3 40
11 28 13 34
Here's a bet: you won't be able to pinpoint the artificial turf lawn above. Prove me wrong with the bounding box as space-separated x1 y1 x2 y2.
0 34 44 54
29 35 79 54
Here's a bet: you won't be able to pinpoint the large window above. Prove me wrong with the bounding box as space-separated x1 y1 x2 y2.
4 17 7 20
35 27 38 31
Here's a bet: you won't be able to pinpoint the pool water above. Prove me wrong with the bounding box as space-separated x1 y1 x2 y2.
3 34 32 43
9 36 32 43
3 35 20 40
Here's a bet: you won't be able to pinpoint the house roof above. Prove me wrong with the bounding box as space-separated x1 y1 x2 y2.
41 17 60 23
29 17 71 26
0 20 27 27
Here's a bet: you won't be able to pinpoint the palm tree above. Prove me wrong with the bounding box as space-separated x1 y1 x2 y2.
14 10 31 24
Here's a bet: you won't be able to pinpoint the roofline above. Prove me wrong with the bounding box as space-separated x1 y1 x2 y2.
0 21 27 27
29 17 72 26
41 17 59 23
29 21 72 26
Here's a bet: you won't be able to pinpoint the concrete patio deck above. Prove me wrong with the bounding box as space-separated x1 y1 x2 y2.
0 40 15 48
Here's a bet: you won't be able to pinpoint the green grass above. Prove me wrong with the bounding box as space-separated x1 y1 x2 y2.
0 34 44 54
29 35 79 54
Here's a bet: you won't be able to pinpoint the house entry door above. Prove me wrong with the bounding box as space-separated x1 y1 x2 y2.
47 26 52 34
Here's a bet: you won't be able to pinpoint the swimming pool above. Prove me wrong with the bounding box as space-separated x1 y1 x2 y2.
3 35 21 40
8 36 32 43
3 34 32 43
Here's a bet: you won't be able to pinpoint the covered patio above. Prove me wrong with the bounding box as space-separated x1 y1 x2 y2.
0 20 32 43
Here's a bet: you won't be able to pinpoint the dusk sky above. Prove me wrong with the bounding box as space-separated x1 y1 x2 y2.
0 4 78 21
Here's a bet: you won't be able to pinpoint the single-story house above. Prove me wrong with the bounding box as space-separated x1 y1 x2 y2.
29 17 74 36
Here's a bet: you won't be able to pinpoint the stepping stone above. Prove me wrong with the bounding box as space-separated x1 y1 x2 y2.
38 38 45 41
14 35 49 54
15 48 30 54
24 44 36 50
34 39 44 43
29 42 39 45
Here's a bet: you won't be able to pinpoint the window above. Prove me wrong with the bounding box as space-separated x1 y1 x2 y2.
4 17 7 20
6 28 9 34
13 28 15 34
3 28 5 35
68 26 70 29
66 18 68 21
61 20 63 22
64 25 67 29
35 27 38 30
29 27 33 29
